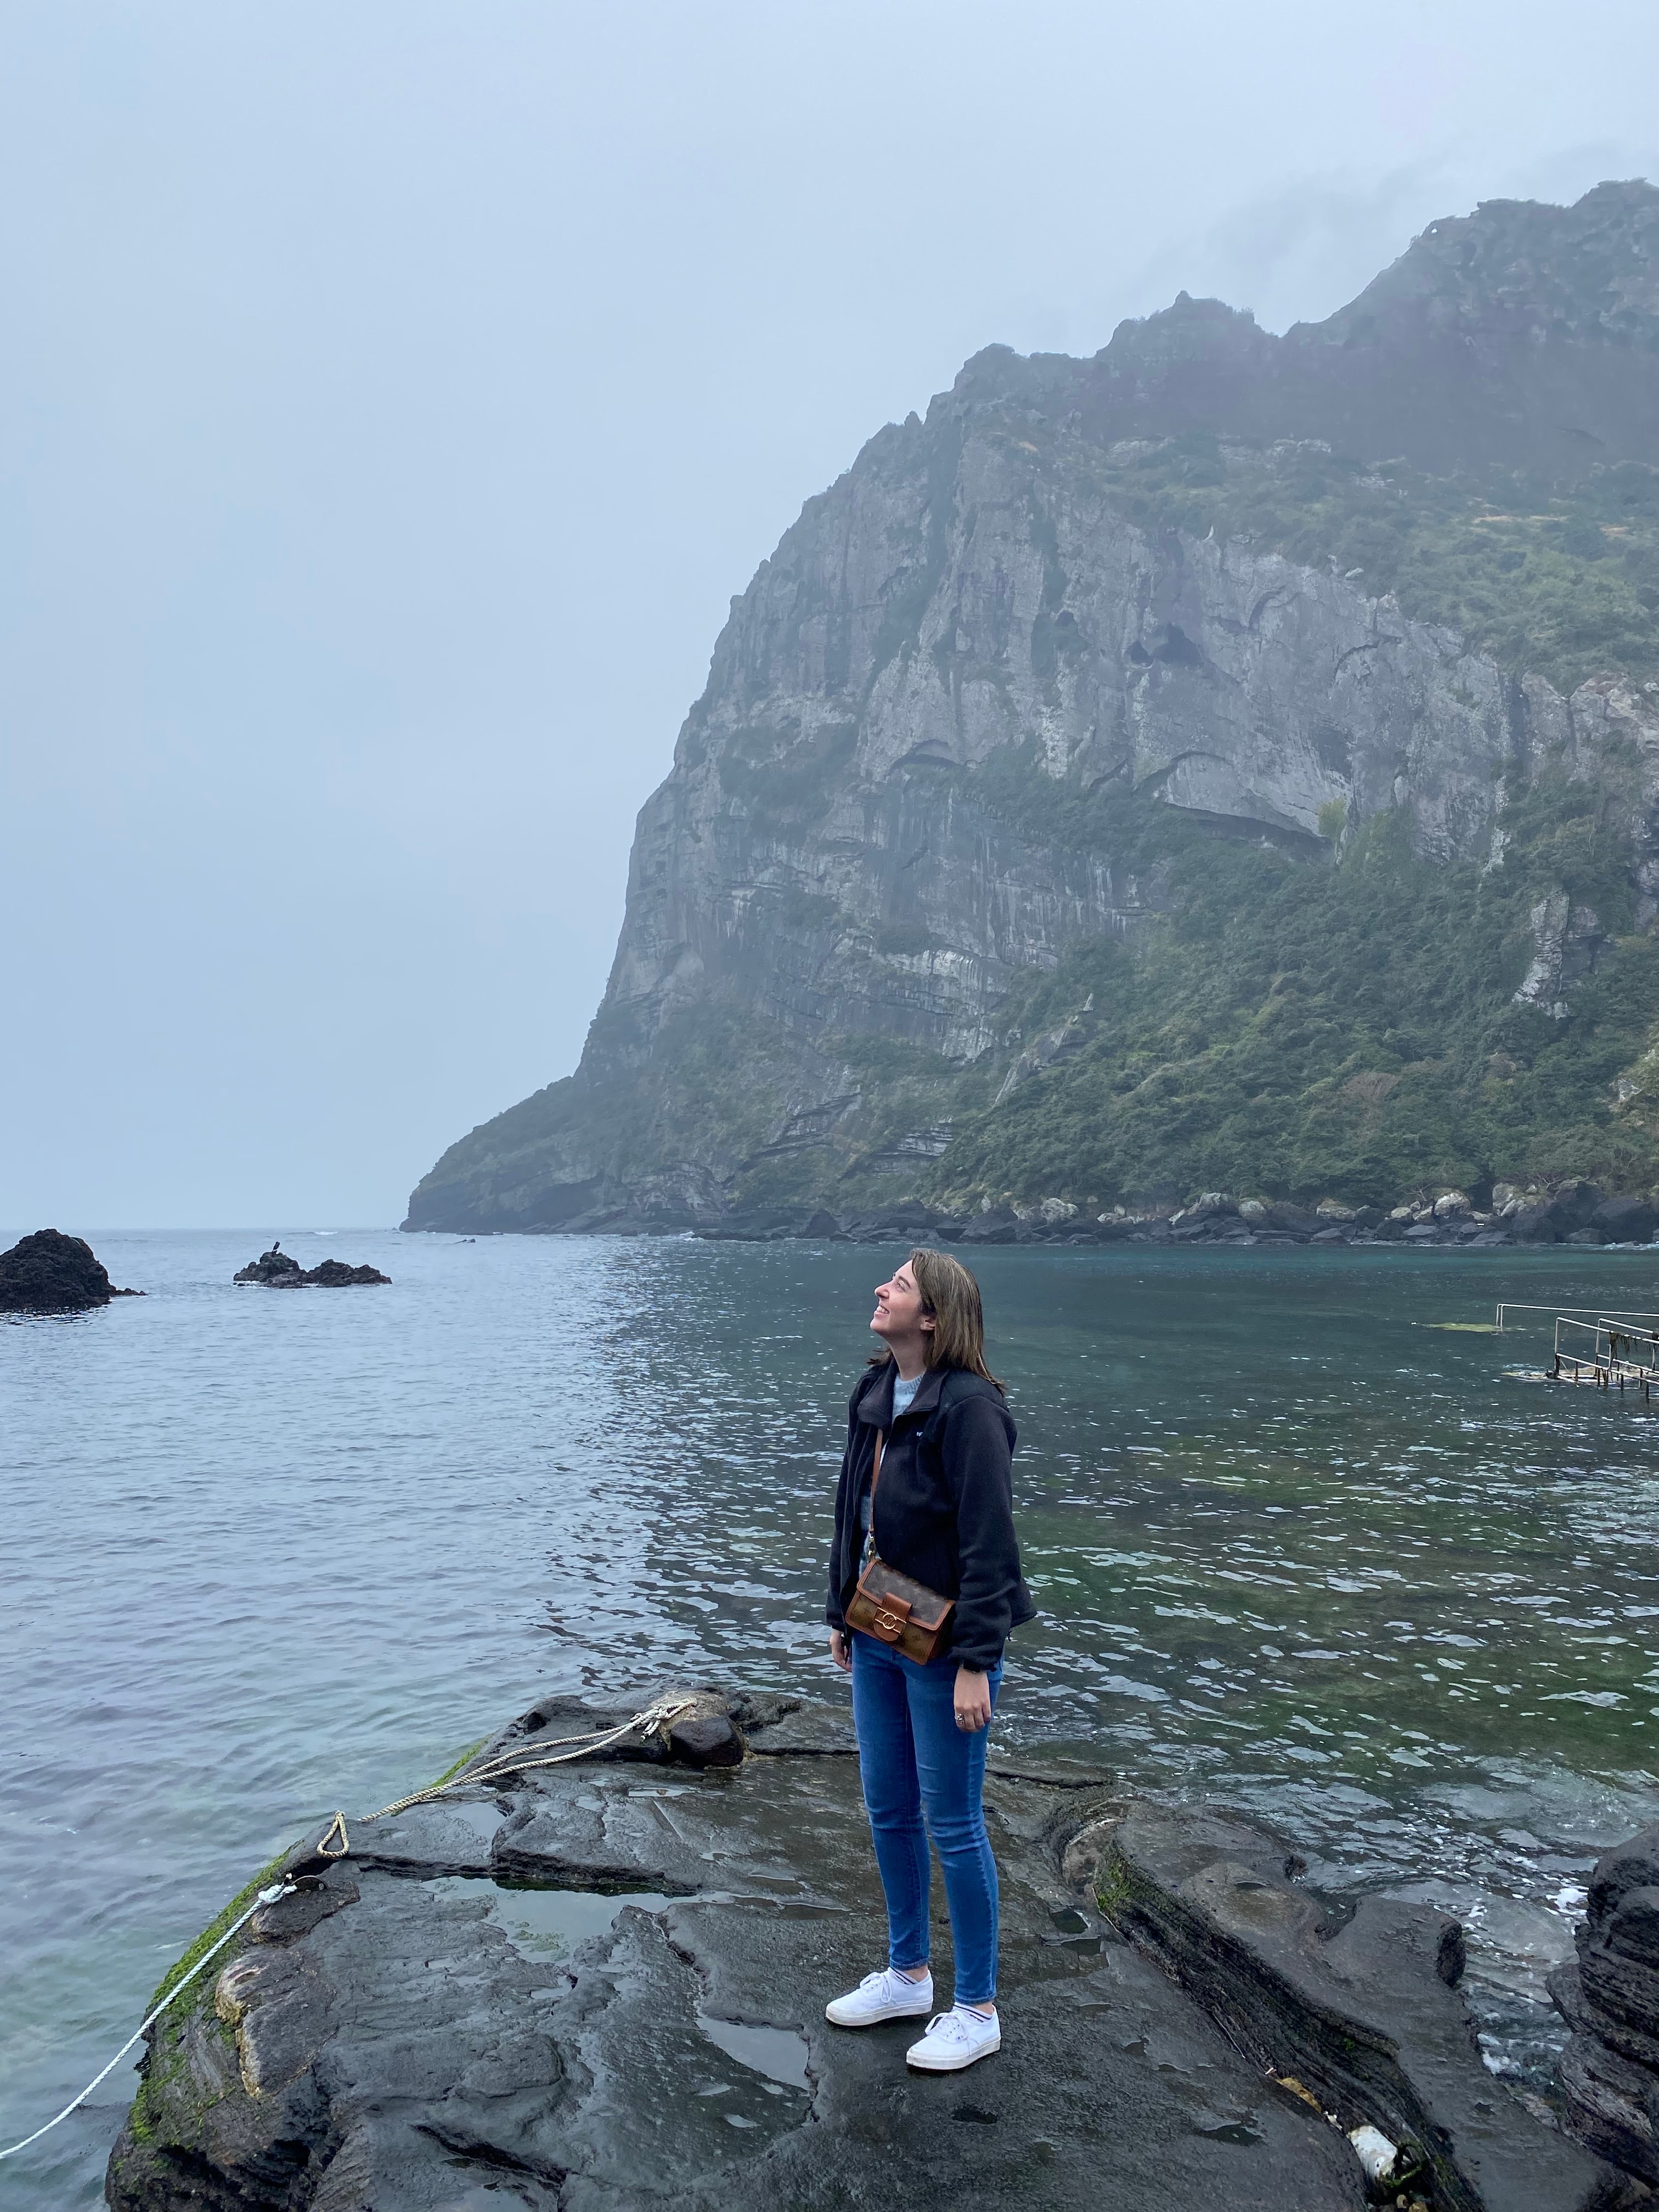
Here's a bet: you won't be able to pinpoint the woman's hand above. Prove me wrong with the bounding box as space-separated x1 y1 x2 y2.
954 1665 991 1731
828 1628 852 1673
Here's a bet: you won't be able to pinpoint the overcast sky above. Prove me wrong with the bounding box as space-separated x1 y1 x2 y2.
4 1 1656 1232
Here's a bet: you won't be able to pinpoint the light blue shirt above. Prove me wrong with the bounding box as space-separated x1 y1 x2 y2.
859 1372 924 1554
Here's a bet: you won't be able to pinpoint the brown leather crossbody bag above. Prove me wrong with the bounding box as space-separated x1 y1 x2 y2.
844 1430 955 1664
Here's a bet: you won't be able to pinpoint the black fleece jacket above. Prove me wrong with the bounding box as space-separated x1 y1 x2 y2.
825 1361 1036 1671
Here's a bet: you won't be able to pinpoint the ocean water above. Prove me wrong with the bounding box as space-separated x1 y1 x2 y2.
4 1227 1658 2204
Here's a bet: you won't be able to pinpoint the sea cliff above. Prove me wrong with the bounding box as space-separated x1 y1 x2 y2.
408 183 1659 1237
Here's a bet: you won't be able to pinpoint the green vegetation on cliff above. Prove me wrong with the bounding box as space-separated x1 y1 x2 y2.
872 423 1659 1212
924 743 1659 1212
609 729 1659 1222
1070 430 1659 697
684 737 1659 1221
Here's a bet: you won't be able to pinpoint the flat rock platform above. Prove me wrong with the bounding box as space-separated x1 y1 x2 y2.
107 1691 1636 2212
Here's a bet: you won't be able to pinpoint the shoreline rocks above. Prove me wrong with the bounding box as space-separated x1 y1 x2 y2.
107 1689 1635 2212
408 1177 1659 1250
1553 1822 1659 2185
0 1228 141 1312
1101 1803 1627 2212
234 1243 391 1287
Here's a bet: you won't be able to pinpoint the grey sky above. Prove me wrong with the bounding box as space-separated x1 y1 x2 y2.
4 0 1655 1230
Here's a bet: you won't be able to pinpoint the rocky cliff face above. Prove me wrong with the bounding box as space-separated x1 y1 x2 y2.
407 184 1659 1235
970 179 1659 478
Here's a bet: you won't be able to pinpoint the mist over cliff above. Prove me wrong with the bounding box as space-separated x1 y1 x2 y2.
408 183 1659 1236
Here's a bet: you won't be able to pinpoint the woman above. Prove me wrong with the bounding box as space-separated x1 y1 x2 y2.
823 1248 1034 2073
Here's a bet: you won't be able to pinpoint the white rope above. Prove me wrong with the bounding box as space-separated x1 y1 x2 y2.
0 1880 295 2161
316 1695 698 1857
0 1694 697 2163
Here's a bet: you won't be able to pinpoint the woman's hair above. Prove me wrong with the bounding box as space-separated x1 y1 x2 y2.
871 1246 1003 1388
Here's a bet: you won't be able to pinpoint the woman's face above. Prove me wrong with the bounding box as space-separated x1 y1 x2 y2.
872 1263 934 1347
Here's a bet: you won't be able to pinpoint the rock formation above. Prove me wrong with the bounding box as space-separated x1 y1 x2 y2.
233 1244 391 1286
1101 1803 1628 2212
108 1689 1635 2211
531 1179 1650 1249
1553 1822 1659 2185
0 1228 140 1312
406 183 1659 1237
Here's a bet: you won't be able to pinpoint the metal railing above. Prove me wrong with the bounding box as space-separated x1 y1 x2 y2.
1494 1302 1659 1334
1549 1316 1659 1394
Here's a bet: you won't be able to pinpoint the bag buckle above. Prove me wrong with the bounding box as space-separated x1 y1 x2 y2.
872 1607 906 1641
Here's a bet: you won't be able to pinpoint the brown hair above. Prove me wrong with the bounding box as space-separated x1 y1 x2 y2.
871 1247 1003 1389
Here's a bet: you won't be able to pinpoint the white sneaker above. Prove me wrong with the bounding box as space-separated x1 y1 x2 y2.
825 1966 934 2027
905 2005 1001 2072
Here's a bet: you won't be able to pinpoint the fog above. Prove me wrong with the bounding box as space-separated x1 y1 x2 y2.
3 0 1655 1229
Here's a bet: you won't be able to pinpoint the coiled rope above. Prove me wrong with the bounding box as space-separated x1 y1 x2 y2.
0 1694 698 2162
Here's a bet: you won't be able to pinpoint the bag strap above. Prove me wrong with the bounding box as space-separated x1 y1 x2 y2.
863 1430 884 1566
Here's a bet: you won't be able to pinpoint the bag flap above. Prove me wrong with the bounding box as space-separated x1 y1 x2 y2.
861 1558 954 1630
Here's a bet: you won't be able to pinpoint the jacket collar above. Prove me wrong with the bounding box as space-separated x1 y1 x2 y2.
856 1362 949 1426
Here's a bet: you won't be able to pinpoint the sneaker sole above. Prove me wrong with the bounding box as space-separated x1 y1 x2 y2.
825 1998 934 2028
906 2030 1001 2071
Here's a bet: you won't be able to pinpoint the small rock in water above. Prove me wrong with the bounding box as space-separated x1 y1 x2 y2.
305 1257 393 1286
234 1243 390 1287
0 1228 141 1312
234 1243 306 1285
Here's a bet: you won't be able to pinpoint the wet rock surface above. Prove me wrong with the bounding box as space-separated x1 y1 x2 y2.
234 1244 392 1286
0 1227 139 1312
1105 1805 1635 2212
106 1691 1634 2212
1553 1823 1659 2185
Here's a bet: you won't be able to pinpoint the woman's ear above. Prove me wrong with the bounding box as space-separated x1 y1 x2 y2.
920 1310 935 1334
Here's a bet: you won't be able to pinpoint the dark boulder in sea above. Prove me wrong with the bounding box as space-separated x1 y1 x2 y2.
0 1228 140 1313
233 1244 391 1286
304 1257 393 1286
233 1243 306 1284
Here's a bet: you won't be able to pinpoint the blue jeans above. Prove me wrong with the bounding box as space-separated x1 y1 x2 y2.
849 1630 1003 2006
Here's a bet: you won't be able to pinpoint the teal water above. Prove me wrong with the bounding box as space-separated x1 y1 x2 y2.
4 1230 1657 2203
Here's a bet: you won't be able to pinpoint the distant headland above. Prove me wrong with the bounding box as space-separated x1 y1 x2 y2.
405 183 1659 1242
